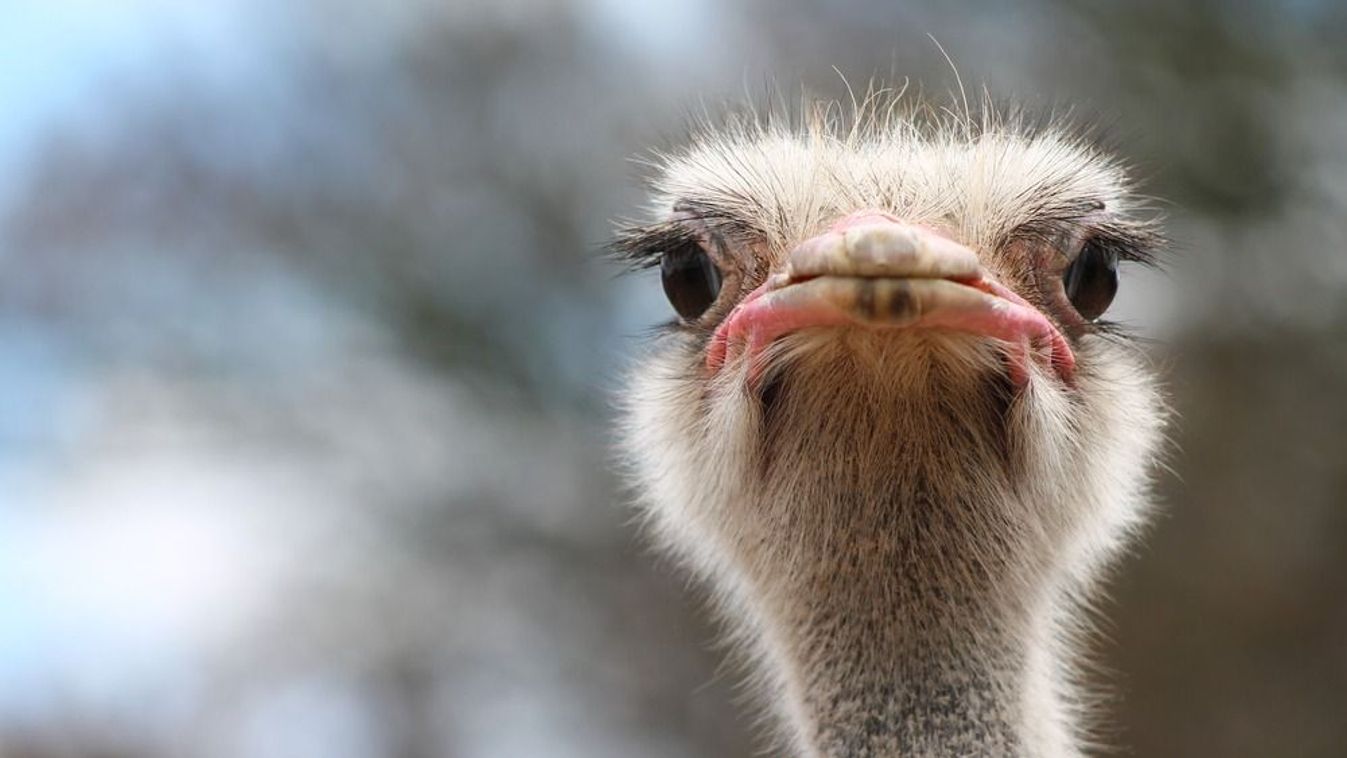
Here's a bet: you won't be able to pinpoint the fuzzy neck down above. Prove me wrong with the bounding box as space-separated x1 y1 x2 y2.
715 346 1084 757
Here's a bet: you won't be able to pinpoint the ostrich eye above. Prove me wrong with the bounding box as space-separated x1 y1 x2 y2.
660 244 723 320
1062 238 1118 321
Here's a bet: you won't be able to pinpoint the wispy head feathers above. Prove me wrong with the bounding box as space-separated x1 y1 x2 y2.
620 87 1161 269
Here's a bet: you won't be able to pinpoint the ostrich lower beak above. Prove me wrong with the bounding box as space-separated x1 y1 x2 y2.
706 213 1076 386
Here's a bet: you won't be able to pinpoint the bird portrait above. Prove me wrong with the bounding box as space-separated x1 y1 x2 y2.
615 97 1166 757
3 4 1341 757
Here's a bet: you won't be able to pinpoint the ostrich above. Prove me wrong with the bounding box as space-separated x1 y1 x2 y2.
614 97 1166 758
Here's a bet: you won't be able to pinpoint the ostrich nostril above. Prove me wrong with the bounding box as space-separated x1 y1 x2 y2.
784 216 980 282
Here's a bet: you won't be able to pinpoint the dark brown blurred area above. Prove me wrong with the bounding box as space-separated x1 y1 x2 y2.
0 1 1343 756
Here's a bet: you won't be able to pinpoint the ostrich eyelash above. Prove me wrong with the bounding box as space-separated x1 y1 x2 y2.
1094 228 1164 267
1008 216 1163 268
609 206 756 272
608 222 700 271
1081 215 1165 267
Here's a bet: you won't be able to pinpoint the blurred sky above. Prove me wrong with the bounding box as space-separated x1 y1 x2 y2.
0 3 233 189
0 5 716 755
0 0 388 745
0 5 262 748
0 0 248 465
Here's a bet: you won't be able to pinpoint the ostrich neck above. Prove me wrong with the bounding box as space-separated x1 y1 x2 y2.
753 487 1060 758
739 375 1072 756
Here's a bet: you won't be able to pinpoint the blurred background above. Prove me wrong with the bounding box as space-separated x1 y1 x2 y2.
1 1 1344 756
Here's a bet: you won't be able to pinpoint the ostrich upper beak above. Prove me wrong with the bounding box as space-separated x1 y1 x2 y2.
706 211 1076 386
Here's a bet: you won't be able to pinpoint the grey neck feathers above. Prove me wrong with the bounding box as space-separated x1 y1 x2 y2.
765 502 1045 757
738 359 1072 757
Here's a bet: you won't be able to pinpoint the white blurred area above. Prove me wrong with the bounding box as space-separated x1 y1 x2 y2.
2 1 1346 757
0 362 628 756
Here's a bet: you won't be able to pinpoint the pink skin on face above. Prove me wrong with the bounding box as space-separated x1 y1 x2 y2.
706 211 1076 387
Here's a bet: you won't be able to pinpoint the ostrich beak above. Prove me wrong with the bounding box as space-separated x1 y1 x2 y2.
706 211 1076 386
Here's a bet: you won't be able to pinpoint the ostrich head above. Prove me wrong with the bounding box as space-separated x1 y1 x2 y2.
615 100 1166 758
